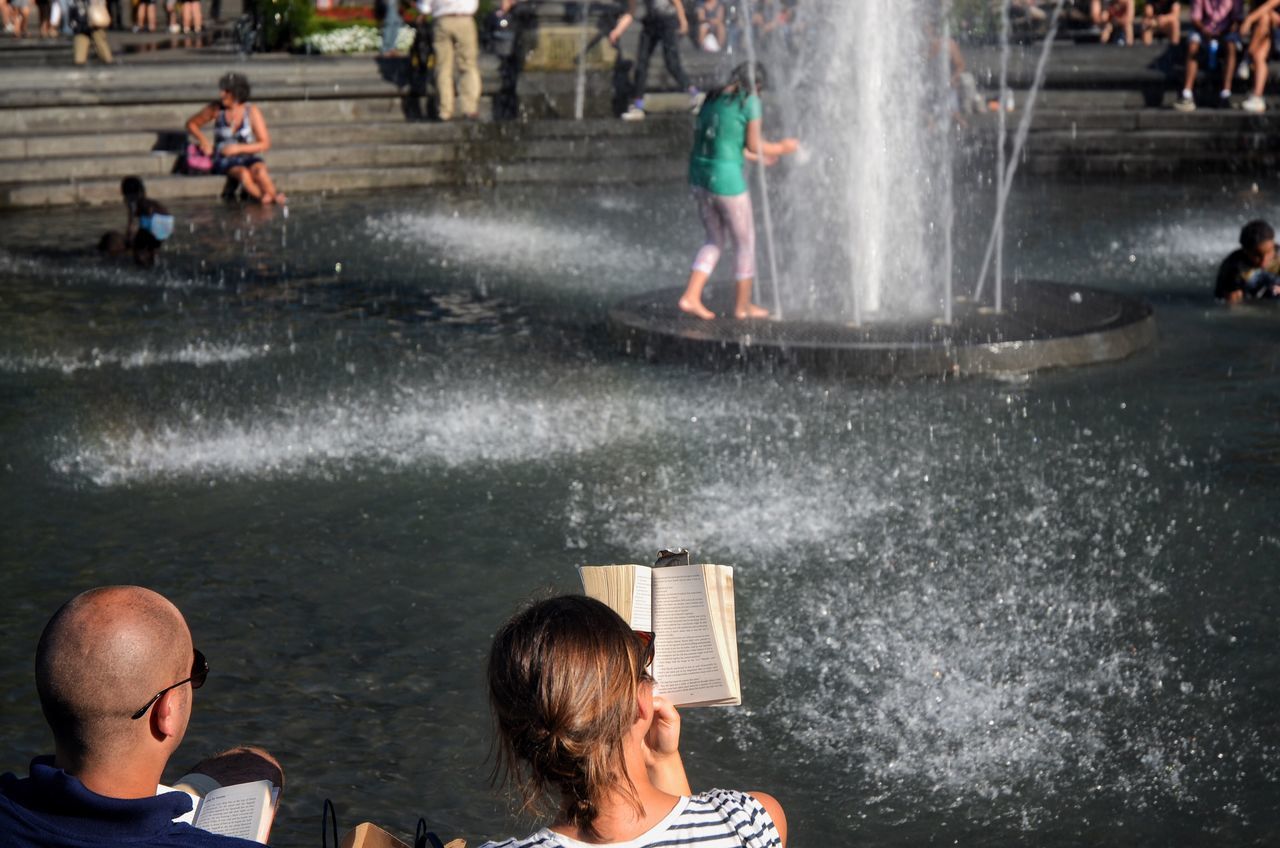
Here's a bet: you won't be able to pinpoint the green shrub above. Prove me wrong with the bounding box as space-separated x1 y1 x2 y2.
253 0 314 51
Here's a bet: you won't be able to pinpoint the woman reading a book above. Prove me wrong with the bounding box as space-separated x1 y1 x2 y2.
480 595 786 848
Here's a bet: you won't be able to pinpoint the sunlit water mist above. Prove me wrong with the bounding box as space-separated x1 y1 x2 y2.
2 181 1279 846
560 387 1270 825
768 0 947 320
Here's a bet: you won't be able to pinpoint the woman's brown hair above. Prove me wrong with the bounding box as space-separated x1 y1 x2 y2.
488 595 650 839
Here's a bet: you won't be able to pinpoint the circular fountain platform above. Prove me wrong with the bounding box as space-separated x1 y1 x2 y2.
609 281 1156 378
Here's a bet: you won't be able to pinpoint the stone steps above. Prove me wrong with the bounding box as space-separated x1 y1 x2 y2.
0 154 687 206
1026 127 1280 155
0 114 692 206
0 128 686 183
0 113 689 158
1022 149 1280 176
1027 107 1280 131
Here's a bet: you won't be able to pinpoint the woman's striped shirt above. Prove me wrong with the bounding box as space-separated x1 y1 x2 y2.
479 789 782 848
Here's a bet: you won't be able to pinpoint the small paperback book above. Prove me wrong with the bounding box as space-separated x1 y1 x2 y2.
160 779 279 843
578 549 740 707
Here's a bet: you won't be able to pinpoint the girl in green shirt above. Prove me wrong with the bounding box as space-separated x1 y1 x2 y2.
679 63 799 320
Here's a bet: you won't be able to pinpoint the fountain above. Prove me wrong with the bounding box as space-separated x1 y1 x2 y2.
1 5 1277 844
609 0 1156 377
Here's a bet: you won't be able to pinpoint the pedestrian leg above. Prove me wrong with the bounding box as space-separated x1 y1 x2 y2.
433 17 458 119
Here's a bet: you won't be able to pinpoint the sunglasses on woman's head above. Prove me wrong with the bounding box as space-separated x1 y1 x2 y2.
634 630 655 671
130 649 208 720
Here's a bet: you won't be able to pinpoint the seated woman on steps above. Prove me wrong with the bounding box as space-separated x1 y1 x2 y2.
479 594 787 848
185 72 286 205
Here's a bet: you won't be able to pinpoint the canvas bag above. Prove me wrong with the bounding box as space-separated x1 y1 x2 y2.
87 0 110 29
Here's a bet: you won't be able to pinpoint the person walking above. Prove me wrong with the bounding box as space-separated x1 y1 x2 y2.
68 0 113 65
678 62 798 320
419 0 481 120
609 0 700 120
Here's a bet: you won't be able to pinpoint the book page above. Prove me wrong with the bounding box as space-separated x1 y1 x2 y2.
651 565 732 706
703 564 740 703
192 780 275 843
579 564 652 632
631 566 652 633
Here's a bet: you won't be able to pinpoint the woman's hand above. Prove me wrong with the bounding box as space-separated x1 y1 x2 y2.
219 143 240 157
644 695 681 761
778 138 800 156
643 695 692 796
199 139 214 156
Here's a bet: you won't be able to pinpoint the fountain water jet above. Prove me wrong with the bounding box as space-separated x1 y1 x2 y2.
609 0 1155 377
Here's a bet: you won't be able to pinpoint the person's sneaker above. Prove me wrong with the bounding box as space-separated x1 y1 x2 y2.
1243 94 1266 113
1173 92 1196 112
1238 61 1251 80
620 104 646 121
1219 90 1233 108
689 90 706 113
168 22 179 32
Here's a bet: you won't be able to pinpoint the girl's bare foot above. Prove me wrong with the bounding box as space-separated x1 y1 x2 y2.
678 297 716 320
734 303 769 319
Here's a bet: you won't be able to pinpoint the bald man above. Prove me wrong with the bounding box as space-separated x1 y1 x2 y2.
0 586 282 847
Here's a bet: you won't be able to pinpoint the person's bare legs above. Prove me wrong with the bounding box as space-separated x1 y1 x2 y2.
1250 21 1270 98
249 162 283 204
228 165 263 201
1183 37 1200 93
1222 40 1239 96
734 278 768 319
1121 0 1134 45
679 270 716 319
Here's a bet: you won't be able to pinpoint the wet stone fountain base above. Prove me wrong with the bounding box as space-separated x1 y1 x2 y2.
609 281 1156 378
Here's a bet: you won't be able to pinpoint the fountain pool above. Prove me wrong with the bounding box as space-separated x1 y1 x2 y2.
0 177 1278 846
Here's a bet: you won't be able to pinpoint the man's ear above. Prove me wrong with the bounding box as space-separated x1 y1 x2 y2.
151 687 186 741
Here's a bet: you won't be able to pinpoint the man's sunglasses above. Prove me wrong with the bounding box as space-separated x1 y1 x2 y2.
131 649 209 720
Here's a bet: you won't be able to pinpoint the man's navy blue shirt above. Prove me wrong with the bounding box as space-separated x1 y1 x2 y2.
0 757 260 848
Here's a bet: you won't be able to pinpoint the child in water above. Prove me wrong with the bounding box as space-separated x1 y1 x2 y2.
1215 219 1280 303
678 62 799 320
103 176 174 268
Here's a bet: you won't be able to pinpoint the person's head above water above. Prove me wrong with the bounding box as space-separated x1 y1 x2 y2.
487 595 654 838
1240 219 1275 251
218 72 251 104
1239 219 1276 266
36 586 204 786
120 176 145 203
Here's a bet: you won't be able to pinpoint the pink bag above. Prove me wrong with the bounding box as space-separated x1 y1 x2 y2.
184 143 213 174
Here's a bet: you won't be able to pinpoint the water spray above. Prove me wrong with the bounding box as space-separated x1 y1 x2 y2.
740 0 784 320
973 0 1068 308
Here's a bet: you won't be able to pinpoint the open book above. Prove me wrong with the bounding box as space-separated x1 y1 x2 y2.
578 553 740 707
161 779 278 843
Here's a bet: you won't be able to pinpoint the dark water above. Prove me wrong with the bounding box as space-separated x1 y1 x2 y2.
0 179 1277 847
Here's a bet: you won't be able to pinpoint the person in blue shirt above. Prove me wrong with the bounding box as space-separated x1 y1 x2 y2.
121 176 174 268
679 62 798 320
0 586 283 848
